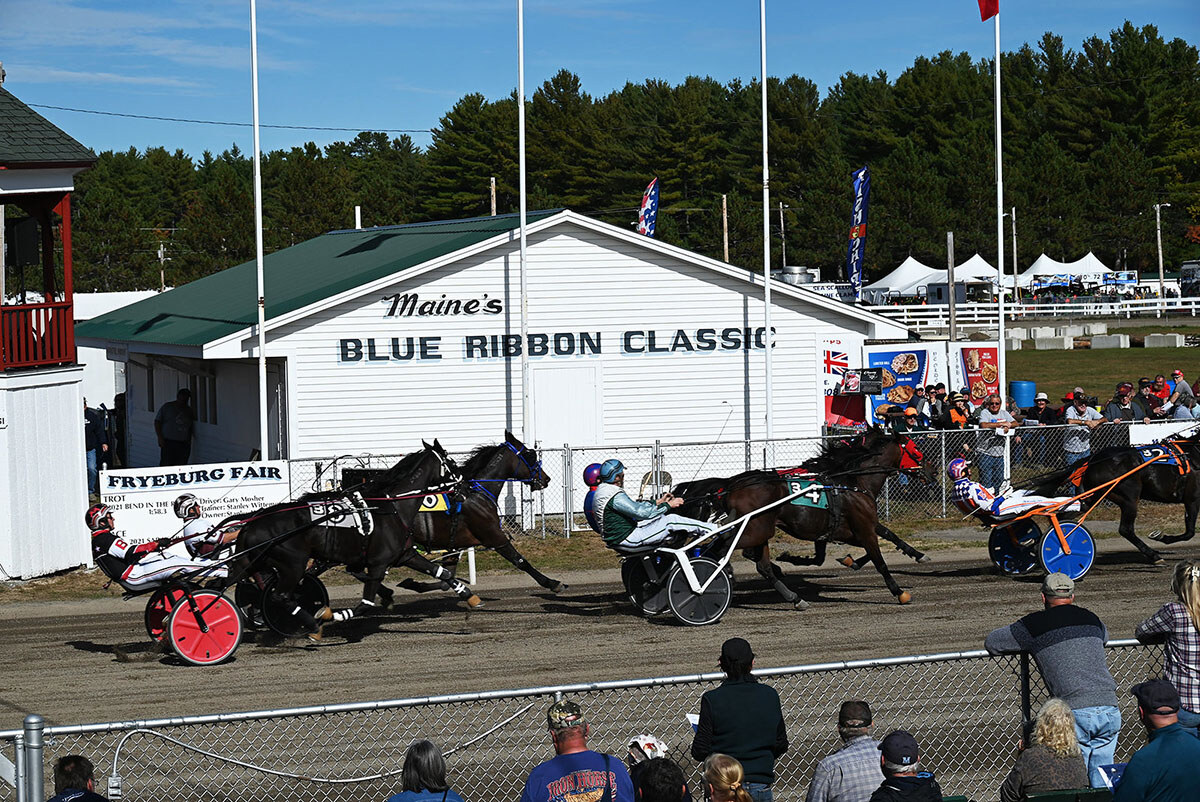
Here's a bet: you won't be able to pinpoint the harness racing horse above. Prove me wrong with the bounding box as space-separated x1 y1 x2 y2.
405 431 566 595
1023 435 1200 563
229 440 473 637
778 426 934 571
674 468 911 608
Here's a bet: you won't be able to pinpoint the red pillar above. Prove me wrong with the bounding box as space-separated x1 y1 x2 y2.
56 194 76 362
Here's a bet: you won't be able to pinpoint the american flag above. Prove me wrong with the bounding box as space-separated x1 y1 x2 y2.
637 177 659 237
823 350 849 375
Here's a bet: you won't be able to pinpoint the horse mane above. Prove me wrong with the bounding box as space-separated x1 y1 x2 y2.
365 447 434 491
461 442 501 477
803 425 890 475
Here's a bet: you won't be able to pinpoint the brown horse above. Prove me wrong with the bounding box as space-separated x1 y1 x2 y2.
674 468 911 608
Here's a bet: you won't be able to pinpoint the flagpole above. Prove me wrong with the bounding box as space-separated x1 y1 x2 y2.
993 11 1008 480
249 0 268 460
759 0 774 442
517 0 532 446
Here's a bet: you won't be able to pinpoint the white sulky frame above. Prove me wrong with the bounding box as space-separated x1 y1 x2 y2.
654 486 812 595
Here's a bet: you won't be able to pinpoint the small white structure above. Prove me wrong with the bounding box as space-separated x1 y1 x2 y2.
79 211 909 467
74 291 159 408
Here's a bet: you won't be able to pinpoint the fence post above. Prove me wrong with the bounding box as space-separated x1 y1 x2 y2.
12 734 24 802
1019 652 1034 744
562 446 573 539
653 440 663 498
940 435 947 518
22 716 42 802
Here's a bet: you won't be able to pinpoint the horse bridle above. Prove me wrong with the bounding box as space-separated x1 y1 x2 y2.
467 441 545 501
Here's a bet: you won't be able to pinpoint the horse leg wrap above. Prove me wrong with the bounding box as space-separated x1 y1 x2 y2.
332 608 356 623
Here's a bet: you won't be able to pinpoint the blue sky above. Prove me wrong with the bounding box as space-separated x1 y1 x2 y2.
1 0 1196 159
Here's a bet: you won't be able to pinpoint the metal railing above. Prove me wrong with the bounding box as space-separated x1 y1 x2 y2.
0 301 75 370
2 640 1163 802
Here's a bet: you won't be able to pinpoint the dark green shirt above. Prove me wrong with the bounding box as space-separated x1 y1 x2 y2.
690 677 789 784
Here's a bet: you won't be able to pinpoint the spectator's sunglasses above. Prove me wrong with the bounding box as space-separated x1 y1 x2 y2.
986 399 1002 406
1035 399 1047 403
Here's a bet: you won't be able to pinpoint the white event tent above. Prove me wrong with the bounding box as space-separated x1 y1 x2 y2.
1018 252 1113 288
862 256 938 302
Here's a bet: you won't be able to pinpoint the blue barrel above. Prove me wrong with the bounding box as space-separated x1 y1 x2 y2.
1010 380 1036 409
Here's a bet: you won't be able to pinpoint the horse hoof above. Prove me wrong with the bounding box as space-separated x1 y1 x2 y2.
897 591 912 604
838 555 855 568
916 554 931 563
315 606 334 622
1148 529 1165 541
307 627 324 643
552 582 568 594
793 598 810 611
466 595 484 608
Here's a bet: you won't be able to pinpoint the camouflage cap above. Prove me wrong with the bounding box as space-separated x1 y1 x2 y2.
547 700 586 731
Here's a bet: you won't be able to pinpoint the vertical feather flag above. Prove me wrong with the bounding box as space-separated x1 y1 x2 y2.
845 166 871 301
977 0 998 21
637 177 659 237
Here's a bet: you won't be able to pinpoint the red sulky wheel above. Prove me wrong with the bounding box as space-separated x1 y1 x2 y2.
144 587 187 641
167 590 243 666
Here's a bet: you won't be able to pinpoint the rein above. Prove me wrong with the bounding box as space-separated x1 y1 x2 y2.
465 442 543 503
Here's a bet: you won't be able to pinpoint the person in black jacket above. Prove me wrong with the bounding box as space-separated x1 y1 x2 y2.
690 638 788 802
83 399 109 496
869 731 942 802
47 755 108 802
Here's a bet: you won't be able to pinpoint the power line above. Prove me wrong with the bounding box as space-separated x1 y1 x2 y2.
27 103 432 134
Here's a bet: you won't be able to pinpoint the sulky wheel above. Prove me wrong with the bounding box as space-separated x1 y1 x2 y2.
167 590 243 666
260 574 330 638
621 557 670 616
988 520 1041 576
666 557 732 626
1040 522 1096 581
144 587 186 641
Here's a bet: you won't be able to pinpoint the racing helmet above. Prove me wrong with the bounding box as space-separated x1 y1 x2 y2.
598 459 626 483
85 503 113 532
173 493 201 520
583 462 602 488
947 458 970 481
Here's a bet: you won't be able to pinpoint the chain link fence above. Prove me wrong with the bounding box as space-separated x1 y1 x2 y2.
3 641 1165 802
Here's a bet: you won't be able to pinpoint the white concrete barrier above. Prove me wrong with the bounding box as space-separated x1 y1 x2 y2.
1145 333 1186 348
1008 327 1028 340
1030 326 1056 339
1090 334 1130 349
1056 325 1085 337
1035 336 1074 350
1005 338 1023 351
1084 323 1108 336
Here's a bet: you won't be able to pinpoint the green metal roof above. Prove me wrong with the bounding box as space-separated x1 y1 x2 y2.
76 211 562 348
0 88 96 165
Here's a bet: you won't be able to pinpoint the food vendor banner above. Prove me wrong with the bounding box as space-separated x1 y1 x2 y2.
862 345 932 423
947 343 1000 408
821 335 866 426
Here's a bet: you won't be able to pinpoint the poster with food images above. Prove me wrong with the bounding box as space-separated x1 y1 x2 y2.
949 344 1000 408
862 345 931 423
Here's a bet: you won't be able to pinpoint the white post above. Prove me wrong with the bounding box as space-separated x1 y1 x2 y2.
1155 202 1170 313
993 13 1008 482
467 547 477 585
1010 206 1018 301
354 205 362 230
249 0 269 460
517 0 532 447
722 194 729 263
947 231 957 340
491 177 497 216
759 0 773 441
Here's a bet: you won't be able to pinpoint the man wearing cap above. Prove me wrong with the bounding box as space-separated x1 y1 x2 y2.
938 393 970 431
1135 378 1167 420
805 700 884 802
1063 392 1104 468
1023 393 1057 466
590 459 714 551
926 385 946 424
1162 369 1197 420
985 574 1121 787
520 699 635 802
868 731 942 802
1112 678 1200 801
1105 383 1137 422
691 638 788 802
976 394 1015 493
892 408 923 435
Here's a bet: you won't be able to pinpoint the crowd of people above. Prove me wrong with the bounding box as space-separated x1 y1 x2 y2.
51 567 1200 802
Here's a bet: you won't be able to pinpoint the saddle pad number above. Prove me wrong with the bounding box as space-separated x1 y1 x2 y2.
420 494 450 513
310 499 354 524
1139 445 1180 467
787 480 829 509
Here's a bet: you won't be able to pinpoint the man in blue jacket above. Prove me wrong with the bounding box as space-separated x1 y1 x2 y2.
1113 679 1200 801
590 459 713 551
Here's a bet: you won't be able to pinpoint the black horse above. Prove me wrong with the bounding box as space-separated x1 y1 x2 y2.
404 431 566 595
1024 436 1200 563
229 440 472 637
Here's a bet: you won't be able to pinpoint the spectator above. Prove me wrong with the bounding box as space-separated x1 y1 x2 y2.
984 573 1120 787
1104 383 1137 422
48 755 107 802
1151 374 1171 401
83 399 109 497
1023 393 1058 466
703 754 753 802
1112 679 1200 801
998 699 1088 802
1063 392 1104 467
627 736 690 800
1135 559 1200 737
939 394 970 430
385 740 465 802
1171 395 1198 420
691 637 788 802
926 385 946 424
975 394 1014 492
1169 369 1194 405
905 387 930 424
154 388 195 466
805 700 884 802
868 730 942 802
520 700 634 802
634 758 690 802
892 408 923 435
1135 378 1167 420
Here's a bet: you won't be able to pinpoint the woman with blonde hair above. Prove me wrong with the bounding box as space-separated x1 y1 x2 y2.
999 699 1087 802
1136 558 1200 736
703 754 753 802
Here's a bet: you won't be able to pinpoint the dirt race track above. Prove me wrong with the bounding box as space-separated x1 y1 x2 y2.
2 536 1196 731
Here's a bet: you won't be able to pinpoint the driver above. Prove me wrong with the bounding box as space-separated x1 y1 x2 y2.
173 493 240 558
86 503 227 589
591 459 714 550
948 458 1079 519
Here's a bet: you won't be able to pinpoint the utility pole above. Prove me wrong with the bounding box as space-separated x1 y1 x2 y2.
490 177 497 216
156 241 171 292
1155 202 1171 307
1009 207 1018 301
778 202 787 268
947 231 957 341
722 194 729 263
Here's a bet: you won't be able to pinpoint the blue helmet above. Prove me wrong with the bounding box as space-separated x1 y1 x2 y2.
583 462 602 488
599 459 626 483
947 458 970 481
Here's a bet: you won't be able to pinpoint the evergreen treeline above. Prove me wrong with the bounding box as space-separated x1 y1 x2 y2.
56 22 1200 292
